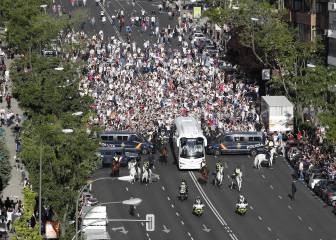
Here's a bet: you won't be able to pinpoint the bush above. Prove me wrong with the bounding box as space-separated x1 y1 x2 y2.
11 187 42 240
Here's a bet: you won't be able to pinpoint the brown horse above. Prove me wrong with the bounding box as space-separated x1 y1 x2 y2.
198 166 209 185
159 146 168 164
111 160 120 177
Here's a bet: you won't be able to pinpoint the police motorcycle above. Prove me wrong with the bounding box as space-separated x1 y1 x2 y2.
192 197 205 216
178 179 188 201
235 195 248 215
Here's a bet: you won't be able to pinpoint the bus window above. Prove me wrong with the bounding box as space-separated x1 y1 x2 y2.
234 137 240 142
180 138 204 158
239 137 245 142
117 136 123 141
248 137 254 142
254 137 261 142
108 136 113 141
101 136 108 141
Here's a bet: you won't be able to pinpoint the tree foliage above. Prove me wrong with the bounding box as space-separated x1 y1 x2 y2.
0 141 11 190
206 0 336 140
12 188 42 240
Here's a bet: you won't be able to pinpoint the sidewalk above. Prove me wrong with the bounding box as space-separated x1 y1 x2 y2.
1 57 24 201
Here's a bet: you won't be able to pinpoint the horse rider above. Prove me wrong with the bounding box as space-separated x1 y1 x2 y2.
200 160 209 182
216 161 223 172
234 166 242 178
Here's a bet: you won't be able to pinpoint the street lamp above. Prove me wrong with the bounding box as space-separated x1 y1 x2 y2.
40 4 47 14
75 176 134 240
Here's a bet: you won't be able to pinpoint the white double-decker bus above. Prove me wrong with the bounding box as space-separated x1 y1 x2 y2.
174 116 207 170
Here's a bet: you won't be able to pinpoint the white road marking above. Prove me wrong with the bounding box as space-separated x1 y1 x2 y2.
176 212 179 216
137 213 140 217
298 216 302 221
171 204 174 208
162 186 165 191
258 216 262 221
308 226 313 231
267 226 272 232
187 232 191 236
167 196 170 201
141 222 144 226
261 174 266 179
181 220 184 225
270 185 274 189
278 195 282 199
125 187 128 191
189 171 238 240
288 205 292 210
146 233 149 237
249 206 254 210
224 162 228 168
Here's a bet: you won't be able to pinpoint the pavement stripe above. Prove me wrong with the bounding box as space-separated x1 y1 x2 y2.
298 216 302 221
258 216 262 221
267 226 272 232
308 226 313 231
189 171 238 240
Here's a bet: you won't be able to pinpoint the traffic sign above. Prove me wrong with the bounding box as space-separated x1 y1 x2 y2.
146 214 155 232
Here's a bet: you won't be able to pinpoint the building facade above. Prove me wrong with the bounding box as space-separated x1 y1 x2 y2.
328 2 336 65
284 0 331 63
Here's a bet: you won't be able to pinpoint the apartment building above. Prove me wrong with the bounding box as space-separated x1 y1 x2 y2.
328 2 336 65
284 0 331 63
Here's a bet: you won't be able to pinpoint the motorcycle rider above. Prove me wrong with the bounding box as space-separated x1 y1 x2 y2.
179 179 188 195
236 194 248 210
193 196 204 211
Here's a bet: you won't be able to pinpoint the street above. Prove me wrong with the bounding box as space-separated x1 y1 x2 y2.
92 151 336 240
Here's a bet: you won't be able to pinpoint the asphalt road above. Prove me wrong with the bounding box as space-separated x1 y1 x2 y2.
91 149 336 240
59 0 336 239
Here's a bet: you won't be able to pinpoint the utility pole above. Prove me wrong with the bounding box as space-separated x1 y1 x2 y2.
39 144 43 235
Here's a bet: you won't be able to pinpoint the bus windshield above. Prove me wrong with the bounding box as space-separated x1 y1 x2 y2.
180 138 204 158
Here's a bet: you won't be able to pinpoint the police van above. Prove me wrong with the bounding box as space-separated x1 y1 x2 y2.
207 132 265 155
99 131 154 155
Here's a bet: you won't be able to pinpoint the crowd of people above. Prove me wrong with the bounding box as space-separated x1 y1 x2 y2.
65 7 261 140
0 197 23 236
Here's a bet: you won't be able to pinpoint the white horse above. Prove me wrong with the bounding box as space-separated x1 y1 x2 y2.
254 148 276 169
128 161 140 182
141 166 152 183
230 171 243 192
214 166 224 187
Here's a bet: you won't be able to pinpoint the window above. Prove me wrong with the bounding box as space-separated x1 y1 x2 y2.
254 137 261 142
130 135 141 142
101 136 108 141
248 137 254 142
117 136 123 141
108 136 113 141
293 0 302 11
224 136 234 142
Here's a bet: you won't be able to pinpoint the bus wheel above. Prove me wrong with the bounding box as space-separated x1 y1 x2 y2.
214 149 220 156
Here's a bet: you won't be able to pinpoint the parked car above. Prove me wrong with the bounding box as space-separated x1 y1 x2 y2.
304 167 323 184
321 184 336 206
308 172 328 189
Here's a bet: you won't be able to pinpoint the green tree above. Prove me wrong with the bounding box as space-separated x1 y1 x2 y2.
19 117 99 237
0 141 11 190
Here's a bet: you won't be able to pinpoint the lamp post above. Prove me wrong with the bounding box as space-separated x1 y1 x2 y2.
75 176 134 240
38 128 74 235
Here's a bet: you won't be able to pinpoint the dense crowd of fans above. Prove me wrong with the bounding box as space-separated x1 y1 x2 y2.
60 11 261 139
